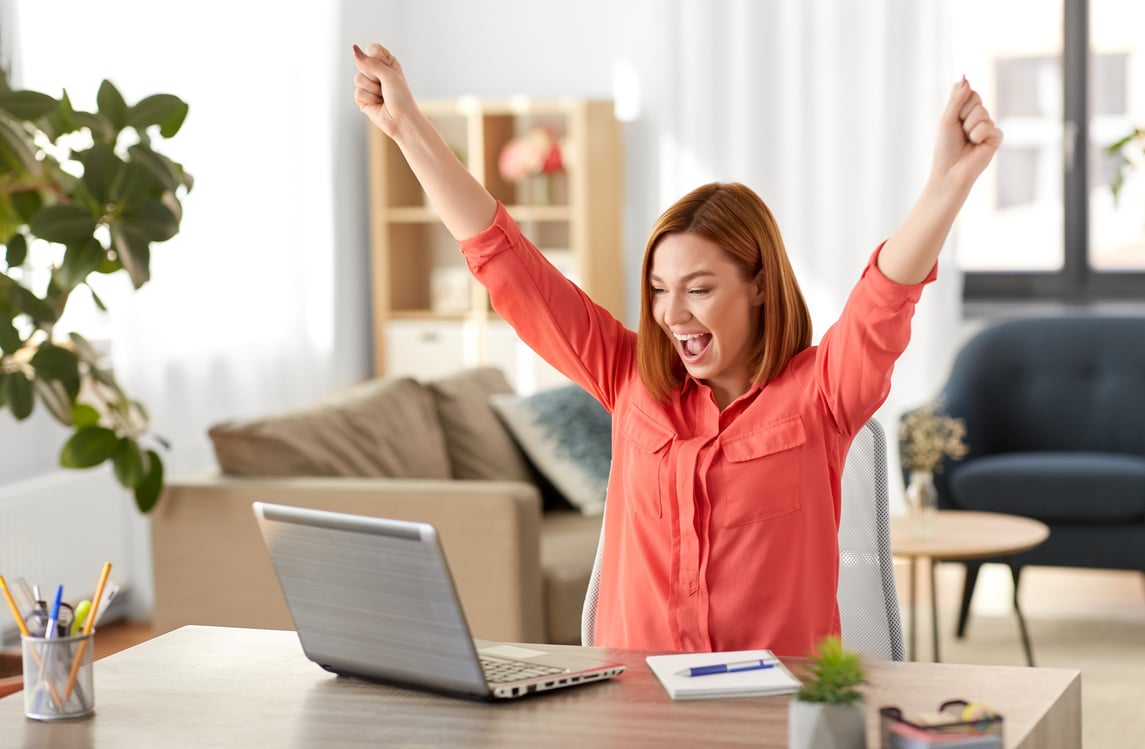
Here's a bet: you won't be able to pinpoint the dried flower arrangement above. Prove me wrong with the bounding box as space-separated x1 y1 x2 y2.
899 400 968 474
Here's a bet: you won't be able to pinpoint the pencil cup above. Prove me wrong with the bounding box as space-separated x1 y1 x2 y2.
21 631 95 721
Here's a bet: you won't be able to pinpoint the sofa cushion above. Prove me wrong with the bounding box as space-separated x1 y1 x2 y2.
949 452 1145 523
209 377 451 479
490 384 612 516
426 367 534 482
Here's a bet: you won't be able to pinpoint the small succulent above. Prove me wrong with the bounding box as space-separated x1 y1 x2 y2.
795 635 866 705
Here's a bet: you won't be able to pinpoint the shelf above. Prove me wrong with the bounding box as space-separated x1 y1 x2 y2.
366 97 624 378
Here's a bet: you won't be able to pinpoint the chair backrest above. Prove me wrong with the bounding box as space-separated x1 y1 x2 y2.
836 418 905 660
943 316 1145 456
581 418 905 661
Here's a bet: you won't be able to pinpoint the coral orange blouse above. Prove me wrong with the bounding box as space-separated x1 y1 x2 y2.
460 203 934 656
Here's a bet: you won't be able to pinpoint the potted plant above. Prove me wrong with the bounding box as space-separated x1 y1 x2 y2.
789 635 868 749
0 70 192 512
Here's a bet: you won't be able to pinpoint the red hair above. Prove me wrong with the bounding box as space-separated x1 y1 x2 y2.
636 182 812 401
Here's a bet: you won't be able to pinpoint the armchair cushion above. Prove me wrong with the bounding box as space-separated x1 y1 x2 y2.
208 376 451 479
950 452 1145 522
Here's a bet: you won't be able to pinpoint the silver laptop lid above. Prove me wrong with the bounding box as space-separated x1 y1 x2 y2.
252 502 489 698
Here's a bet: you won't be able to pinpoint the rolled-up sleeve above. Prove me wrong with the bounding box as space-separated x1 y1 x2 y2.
458 202 635 411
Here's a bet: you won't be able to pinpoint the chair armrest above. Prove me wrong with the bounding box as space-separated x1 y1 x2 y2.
150 475 544 642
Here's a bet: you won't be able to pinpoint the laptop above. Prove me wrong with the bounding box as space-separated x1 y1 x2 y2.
252 502 625 700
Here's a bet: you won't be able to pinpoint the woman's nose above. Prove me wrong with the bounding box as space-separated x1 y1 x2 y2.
661 294 690 325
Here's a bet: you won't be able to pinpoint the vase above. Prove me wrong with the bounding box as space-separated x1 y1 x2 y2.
788 700 867 749
906 470 938 539
527 172 552 205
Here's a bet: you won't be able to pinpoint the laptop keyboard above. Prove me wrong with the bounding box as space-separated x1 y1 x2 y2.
480 655 565 684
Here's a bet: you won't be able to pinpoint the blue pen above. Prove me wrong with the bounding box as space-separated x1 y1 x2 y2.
677 658 778 677
46 585 63 640
33 584 64 715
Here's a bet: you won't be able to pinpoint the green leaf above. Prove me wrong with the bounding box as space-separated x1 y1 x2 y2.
72 402 102 428
133 449 164 513
10 190 43 224
0 89 59 121
0 319 21 353
68 332 100 362
89 284 109 309
112 437 145 487
121 199 179 242
96 80 127 130
5 233 27 266
38 91 80 141
28 204 98 245
127 94 189 138
57 238 106 289
0 115 40 173
71 110 115 144
10 283 57 324
59 425 119 468
127 143 180 191
109 221 151 288
113 160 161 208
29 343 81 398
33 377 74 425
79 143 124 205
4 369 34 420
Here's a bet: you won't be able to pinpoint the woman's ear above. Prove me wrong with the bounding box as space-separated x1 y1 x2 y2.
751 271 767 306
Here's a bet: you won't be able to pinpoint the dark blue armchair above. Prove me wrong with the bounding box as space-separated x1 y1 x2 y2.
901 316 1145 643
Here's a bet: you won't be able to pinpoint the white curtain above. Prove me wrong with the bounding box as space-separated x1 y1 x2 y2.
649 0 964 507
14 0 370 477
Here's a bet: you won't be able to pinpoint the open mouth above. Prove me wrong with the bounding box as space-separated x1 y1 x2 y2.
675 332 712 363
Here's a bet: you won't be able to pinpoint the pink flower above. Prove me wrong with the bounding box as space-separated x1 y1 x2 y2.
498 126 563 181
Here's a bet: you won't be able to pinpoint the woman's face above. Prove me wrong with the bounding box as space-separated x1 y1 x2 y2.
649 232 764 408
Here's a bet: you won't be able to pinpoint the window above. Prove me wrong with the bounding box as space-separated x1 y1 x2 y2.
952 0 1145 304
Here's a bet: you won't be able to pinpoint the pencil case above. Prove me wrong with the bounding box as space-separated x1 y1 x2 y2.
879 700 1003 749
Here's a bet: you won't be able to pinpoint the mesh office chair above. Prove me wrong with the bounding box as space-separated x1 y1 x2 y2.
581 418 906 661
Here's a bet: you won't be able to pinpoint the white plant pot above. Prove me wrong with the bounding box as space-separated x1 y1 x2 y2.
788 699 867 749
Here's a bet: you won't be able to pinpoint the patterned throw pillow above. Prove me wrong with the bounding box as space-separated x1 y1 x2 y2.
489 384 612 516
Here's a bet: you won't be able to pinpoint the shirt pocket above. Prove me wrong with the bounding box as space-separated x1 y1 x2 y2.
718 414 806 528
617 406 674 519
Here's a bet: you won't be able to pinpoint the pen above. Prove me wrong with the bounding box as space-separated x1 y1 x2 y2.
33 585 64 713
46 585 63 639
676 658 778 677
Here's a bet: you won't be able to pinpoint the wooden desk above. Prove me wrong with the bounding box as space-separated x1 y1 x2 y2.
891 510 1050 665
0 626 1080 748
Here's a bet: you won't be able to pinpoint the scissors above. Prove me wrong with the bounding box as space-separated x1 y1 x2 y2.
24 598 75 638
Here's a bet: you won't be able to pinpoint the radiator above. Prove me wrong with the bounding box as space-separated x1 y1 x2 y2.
0 467 143 646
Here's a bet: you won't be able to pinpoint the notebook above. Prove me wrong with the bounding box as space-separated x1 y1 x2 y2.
645 649 801 700
251 502 625 700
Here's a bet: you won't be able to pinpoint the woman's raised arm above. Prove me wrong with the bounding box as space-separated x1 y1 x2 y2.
353 43 497 240
877 77 1003 284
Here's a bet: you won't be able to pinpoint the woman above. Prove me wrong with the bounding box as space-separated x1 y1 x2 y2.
353 43 1001 656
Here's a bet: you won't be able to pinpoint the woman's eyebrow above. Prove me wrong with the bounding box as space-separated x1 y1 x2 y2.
649 269 717 284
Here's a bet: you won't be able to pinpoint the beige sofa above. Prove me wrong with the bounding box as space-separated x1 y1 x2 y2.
149 368 605 645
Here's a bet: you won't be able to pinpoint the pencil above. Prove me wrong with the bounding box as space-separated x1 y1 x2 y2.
1 575 64 709
64 561 112 701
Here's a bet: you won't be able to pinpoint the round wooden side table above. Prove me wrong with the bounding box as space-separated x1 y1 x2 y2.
890 510 1049 665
